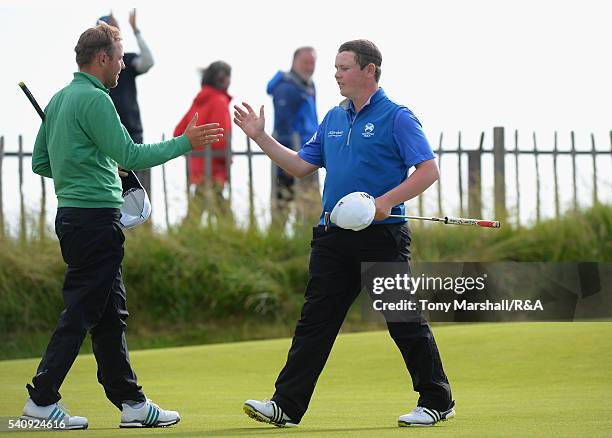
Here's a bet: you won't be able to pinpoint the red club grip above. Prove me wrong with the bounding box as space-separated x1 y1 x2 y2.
476 220 501 228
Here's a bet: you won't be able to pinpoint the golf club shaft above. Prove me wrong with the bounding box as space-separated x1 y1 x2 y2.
389 214 501 228
18 82 46 120
18 81 141 191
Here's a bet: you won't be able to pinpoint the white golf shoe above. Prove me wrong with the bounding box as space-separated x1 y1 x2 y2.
21 398 88 430
243 399 297 428
398 403 455 427
120 399 180 428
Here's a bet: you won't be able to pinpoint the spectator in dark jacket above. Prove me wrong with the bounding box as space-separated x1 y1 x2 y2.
99 9 154 195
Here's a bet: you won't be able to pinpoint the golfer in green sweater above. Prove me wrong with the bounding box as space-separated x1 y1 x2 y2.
21 22 222 430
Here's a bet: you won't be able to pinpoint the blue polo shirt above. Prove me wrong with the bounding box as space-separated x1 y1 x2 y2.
298 88 435 225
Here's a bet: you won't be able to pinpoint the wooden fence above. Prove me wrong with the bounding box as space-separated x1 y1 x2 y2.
1 127 610 238
433 127 611 226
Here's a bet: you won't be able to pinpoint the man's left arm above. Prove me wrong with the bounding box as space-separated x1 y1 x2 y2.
375 160 439 219
129 9 154 74
374 108 439 220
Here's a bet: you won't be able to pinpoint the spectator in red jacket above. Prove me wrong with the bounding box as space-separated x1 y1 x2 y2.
174 61 232 222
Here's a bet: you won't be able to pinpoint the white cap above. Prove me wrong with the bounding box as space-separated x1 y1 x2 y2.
330 192 376 231
120 187 151 229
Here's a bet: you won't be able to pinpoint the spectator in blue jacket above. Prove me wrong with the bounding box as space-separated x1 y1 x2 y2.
267 47 318 208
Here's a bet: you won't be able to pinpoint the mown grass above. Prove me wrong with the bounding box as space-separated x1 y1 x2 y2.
1 204 610 359
1 323 611 437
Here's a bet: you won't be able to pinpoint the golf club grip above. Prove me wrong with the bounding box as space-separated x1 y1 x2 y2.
474 220 501 228
19 82 45 120
445 217 501 228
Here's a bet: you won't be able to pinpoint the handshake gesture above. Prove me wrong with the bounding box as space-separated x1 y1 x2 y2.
184 113 224 149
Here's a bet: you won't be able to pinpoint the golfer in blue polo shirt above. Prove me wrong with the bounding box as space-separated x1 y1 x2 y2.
234 39 454 428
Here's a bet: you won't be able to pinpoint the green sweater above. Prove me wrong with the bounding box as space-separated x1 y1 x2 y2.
32 72 191 208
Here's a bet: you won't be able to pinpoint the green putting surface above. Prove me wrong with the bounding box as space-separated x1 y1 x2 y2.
1 322 610 437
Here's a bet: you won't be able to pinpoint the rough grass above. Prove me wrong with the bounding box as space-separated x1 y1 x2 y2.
0 204 610 359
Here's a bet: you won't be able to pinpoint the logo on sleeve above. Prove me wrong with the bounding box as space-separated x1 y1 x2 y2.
306 131 318 145
362 123 375 138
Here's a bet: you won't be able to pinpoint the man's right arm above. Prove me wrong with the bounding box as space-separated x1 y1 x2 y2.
234 103 318 178
253 131 317 178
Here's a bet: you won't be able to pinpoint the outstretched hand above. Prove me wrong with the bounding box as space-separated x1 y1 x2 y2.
233 102 265 141
184 113 224 149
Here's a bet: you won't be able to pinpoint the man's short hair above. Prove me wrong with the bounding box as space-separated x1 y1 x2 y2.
74 22 122 68
338 39 382 82
292 46 315 63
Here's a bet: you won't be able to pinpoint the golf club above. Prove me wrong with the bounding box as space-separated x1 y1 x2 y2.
18 81 143 187
389 214 501 228
18 81 151 229
330 192 502 230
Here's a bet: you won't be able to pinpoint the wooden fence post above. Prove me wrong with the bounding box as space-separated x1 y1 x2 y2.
19 135 26 242
204 143 212 192
161 133 170 229
553 132 560 218
246 137 255 227
0 136 4 238
514 130 520 227
437 132 443 218
418 184 424 218
570 131 577 210
226 130 232 203
457 131 464 217
468 132 485 219
493 127 506 222
591 133 598 205
467 149 482 219
184 145 190 198
533 132 541 223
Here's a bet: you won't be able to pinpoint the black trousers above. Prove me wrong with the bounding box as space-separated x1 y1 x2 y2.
26 208 145 409
272 224 452 423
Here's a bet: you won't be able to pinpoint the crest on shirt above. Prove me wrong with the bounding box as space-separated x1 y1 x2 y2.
362 123 375 138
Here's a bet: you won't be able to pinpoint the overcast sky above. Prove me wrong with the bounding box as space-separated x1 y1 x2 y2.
0 0 610 229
